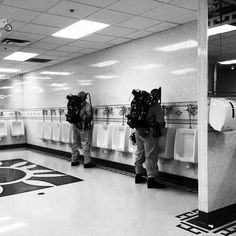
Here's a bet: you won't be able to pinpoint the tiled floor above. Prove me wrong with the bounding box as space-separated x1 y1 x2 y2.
0 149 199 236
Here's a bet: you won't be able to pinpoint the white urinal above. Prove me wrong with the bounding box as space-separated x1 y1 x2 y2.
10 120 25 137
97 124 114 149
209 98 236 132
158 127 176 159
111 125 130 152
174 128 197 163
43 122 53 140
52 122 61 142
0 121 7 140
61 122 72 143
92 123 100 147
37 121 45 139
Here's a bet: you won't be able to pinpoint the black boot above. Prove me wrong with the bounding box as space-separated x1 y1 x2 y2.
147 178 166 189
135 174 146 184
71 160 80 166
84 162 96 168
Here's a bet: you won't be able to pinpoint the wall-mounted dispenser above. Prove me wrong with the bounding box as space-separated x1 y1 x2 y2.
209 97 236 132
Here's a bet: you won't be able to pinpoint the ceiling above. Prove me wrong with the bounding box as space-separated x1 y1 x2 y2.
0 0 197 78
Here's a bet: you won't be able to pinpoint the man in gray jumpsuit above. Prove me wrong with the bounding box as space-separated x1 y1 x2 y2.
134 89 166 188
71 91 96 168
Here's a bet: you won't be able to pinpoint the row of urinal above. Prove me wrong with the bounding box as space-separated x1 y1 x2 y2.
92 124 198 163
37 121 198 162
0 120 25 139
38 121 73 143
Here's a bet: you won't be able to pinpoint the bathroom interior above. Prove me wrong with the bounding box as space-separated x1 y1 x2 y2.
0 0 236 235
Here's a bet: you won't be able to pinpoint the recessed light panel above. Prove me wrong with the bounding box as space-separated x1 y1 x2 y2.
4 52 38 61
52 20 110 39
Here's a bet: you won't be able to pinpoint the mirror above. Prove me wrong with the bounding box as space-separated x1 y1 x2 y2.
208 0 236 97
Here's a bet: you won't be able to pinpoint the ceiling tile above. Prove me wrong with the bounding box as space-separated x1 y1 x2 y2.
170 0 198 10
107 37 131 45
32 14 78 28
42 50 74 56
68 40 113 49
2 0 61 12
67 0 118 7
0 5 40 22
30 42 59 50
17 24 59 36
146 22 177 32
97 26 137 37
118 16 161 30
125 30 153 39
107 0 163 15
39 36 75 45
142 4 197 24
19 48 48 55
54 45 84 52
86 9 132 25
0 45 23 52
81 33 116 43
47 1 99 19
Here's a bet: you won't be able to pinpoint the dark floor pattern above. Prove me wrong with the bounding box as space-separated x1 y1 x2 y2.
176 209 236 235
0 159 83 197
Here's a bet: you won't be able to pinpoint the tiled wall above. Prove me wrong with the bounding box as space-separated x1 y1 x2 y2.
0 21 198 179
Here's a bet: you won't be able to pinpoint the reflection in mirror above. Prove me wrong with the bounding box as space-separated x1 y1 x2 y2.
208 0 236 97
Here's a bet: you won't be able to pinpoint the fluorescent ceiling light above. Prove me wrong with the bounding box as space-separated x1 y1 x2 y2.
52 19 109 39
95 75 117 79
90 60 120 67
40 71 72 75
130 64 162 70
219 59 236 65
79 82 92 86
78 80 93 83
50 83 68 87
0 74 5 78
0 68 20 73
208 24 236 36
25 76 52 80
0 86 13 89
52 87 70 91
4 52 38 61
154 40 197 52
171 68 196 75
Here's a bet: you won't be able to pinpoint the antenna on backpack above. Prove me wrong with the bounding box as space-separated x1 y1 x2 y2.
87 93 93 121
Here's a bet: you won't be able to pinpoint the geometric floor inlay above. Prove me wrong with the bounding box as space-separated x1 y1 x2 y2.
0 159 83 197
176 209 236 235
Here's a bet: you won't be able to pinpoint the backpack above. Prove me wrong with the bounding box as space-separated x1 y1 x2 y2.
126 89 153 129
65 94 83 124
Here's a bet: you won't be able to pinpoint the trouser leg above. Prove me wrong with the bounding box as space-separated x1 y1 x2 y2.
144 135 159 178
80 129 92 164
71 125 82 162
134 131 146 175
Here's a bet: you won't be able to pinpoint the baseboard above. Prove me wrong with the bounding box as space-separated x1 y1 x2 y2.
25 144 71 159
0 143 26 150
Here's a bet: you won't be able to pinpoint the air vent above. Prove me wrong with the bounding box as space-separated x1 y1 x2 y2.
26 58 52 63
1 38 30 46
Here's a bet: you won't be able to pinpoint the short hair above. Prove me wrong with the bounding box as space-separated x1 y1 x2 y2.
78 91 86 99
